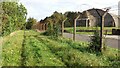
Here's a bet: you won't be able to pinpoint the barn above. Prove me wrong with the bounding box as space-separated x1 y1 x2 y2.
77 8 120 27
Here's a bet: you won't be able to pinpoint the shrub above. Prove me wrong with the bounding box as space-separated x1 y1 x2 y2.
43 23 61 39
89 27 101 53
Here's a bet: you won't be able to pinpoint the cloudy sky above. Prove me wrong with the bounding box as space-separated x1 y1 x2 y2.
19 0 120 21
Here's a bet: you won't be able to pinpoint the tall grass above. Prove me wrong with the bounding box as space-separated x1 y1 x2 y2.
2 30 120 67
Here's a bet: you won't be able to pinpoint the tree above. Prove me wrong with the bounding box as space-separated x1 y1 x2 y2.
43 11 66 37
43 17 55 36
26 17 37 30
51 11 66 24
64 11 80 27
1 1 27 36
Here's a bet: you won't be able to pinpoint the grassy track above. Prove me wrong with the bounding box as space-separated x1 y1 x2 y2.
1 30 120 67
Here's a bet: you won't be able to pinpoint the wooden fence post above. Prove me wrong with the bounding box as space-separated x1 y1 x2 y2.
95 9 109 52
40 24 42 30
101 12 108 51
73 19 76 41
43 24 45 31
73 15 80 41
62 18 67 37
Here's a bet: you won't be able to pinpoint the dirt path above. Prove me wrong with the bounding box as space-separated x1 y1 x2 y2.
63 33 120 49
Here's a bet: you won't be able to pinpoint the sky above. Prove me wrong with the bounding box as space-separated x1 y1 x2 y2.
19 0 120 21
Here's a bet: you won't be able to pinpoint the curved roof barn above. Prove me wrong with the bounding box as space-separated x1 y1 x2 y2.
79 8 119 27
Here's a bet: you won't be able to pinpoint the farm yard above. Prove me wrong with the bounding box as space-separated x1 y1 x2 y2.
1 30 120 67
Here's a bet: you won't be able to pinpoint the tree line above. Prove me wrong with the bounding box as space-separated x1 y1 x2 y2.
41 11 81 27
0 0 81 36
34 11 80 37
1 1 27 36
0 0 38 36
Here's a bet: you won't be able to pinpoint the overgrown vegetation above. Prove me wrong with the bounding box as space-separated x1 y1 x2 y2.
89 27 102 53
26 17 37 30
44 22 60 38
64 11 80 27
1 1 27 36
2 30 120 67
43 11 66 37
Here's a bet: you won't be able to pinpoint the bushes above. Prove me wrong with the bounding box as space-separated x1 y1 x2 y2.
26 17 37 30
44 23 61 38
42 11 66 38
89 27 101 53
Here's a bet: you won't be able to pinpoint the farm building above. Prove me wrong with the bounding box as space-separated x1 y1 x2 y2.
33 8 120 31
77 8 120 27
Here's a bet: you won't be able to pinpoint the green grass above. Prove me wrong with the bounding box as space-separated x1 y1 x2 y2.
1 30 120 67
64 27 119 35
65 27 119 30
